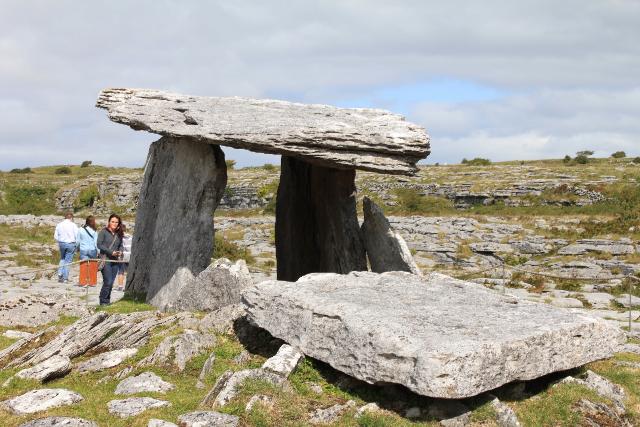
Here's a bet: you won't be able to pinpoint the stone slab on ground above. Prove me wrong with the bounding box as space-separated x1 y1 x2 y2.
262 344 304 377
18 417 98 427
75 348 138 373
107 397 170 418
96 88 430 175
115 371 175 395
15 355 71 382
1 388 83 414
178 411 240 427
243 271 624 399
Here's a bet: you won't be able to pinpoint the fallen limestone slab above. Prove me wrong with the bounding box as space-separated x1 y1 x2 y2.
243 271 624 399
262 344 304 377
96 88 430 175
178 411 240 427
18 417 98 427
108 397 170 418
138 330 216 371
208 368 287 408
3 330 34 340
15 355 71 382
75 348 138 373
115 371 175 395
1 388 83 414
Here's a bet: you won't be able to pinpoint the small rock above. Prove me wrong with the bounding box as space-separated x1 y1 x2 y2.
108 397 170 418
232 350 251 365
200 370 234 407
582 370 626 414
306 382 323 394
148 420 177 427
245 394 274 411
213 369 287 407
262 344 304 377
115 372 175 395
621 343 640 355
18 417 97 427
354 402 380 419
440 412 471 427
196 352 216 389
575 398 632 427
139 330 216 371
3 330 34 340
76 348 138 373
550 297 583 308
616 294 640 308
490 397 521 427
177 410 240 427
15 355 71 383
1 388 83 414
309 400 356 424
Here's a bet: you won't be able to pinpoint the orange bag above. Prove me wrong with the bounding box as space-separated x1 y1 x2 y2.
79 260 98 287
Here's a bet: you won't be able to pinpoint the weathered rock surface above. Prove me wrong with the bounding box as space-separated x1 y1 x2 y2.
178 411 240 427
276 156 367 281
575 398 632 427
96 312 177 351
153 258 252 313
196 352 216 389
198 303 245 334
147 420 177 427
558 239 635 255
108 397 170 418
0 296 89 327
1 389 83 414
245 394 274 412
490 397 521 427
127 136 227 303
115 371 175 395
15 355 71 382
243 271 624 398
0 327 52 368
96 88 430 175
360 197 420 275
138 330 215 371
262 344 304 377
309 400 356 424
75 348 138 373
207 368 287 408
18 417 98 427
3 330 34 340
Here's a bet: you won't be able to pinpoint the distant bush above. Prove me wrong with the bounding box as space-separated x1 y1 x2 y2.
633 157 640 164
54 166 72 175
80 160 92 168
562 155 571 164
576 150 594 157
262 163 276 171
611 151 626 159
0 186 57 215
225 160 236 170
9 167 32 174
463 157 491 166
574 154 589 164
213 234 255 264
461 158 468 164
73 185 99 210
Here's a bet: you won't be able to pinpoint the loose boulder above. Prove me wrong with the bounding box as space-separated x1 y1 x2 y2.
15 355 71 383
242 271 624 399
1 389 83 414
108 397 170 418
360 196 420 275
152 258 252 312
115 372 175 395
75 348 138 373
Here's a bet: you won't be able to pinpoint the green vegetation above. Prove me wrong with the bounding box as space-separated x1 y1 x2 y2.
612 151 626 159
257 180 279 215
634 157 640 164
461 157 491 166
73 185 99 210
54 166 72 175
80 160 92 168
391 188 455 215
262 163 277 171
9 167 32 174
213 234 256 264
0 185 58 215
226 159 236 170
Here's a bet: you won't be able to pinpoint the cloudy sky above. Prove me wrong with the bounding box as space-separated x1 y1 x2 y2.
1 0 638 169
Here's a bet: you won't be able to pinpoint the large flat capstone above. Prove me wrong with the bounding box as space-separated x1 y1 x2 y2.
242 271 624 399
96 88 430 175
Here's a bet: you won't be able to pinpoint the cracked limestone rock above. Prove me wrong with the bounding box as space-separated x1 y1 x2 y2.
2 389 83 414
139 330 216 371
243 271 624 398
18 417 98 427
262 344 304 377
75 348 138 373
96 88 430 175
178 411 240 427
15 355 71 383
115 372 175 395
108 397 170 418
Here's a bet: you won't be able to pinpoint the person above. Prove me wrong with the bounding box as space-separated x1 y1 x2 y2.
116 224 132 291
54 211 78 283
97 214 123 305
77 215 98 261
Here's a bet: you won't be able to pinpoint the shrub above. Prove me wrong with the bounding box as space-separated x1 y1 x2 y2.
9 167 32 174
461 158 468 164
54 166 72 175
464 157 491 166
574 154 589 164
562 155 571 163
0 186 57 215
225 159 236 170
213 234 255 264
633 157 640 164
80 160 92 168
394 188 455 214
74 185 99 210
262 163 276 171
576 150 594 157
611 151 626 159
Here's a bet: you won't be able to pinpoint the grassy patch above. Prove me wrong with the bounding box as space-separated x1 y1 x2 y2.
213 234 256 265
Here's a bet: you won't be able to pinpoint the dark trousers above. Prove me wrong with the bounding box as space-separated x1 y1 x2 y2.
99 262 118 305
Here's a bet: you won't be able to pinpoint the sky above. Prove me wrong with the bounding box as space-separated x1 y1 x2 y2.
1 0 639 170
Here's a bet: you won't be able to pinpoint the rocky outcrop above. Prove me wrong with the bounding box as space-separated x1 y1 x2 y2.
276 156 366 281
360 197 420 275
150 258 252 312
126 136 227 302
97 88 430 175
0 296 90 328
243 271 624 399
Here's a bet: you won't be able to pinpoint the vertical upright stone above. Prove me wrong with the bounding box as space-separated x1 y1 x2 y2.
275 156 366 281
126 137 227 303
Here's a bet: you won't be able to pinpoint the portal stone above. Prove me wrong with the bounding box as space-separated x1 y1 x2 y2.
126 136 227 302
275 156 366 281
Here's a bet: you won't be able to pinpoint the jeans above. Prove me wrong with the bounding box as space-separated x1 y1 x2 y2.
79 249 97 261
99 261 118 305
57 242 76 281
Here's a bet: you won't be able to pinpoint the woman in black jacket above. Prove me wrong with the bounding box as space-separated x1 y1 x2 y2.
97 214 123 305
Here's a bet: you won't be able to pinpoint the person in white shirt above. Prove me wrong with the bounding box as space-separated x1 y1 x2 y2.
116 224 132 291
54 211 78 283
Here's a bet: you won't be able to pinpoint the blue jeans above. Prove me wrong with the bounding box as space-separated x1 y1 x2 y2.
57 242 76 281
99 261 118 305
79 249 97 261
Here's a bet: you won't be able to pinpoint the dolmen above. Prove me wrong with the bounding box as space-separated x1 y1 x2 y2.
96 88 430 305
242 271 624 399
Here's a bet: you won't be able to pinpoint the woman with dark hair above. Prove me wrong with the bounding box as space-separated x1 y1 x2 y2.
77 215 98 261
97 214 123 305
